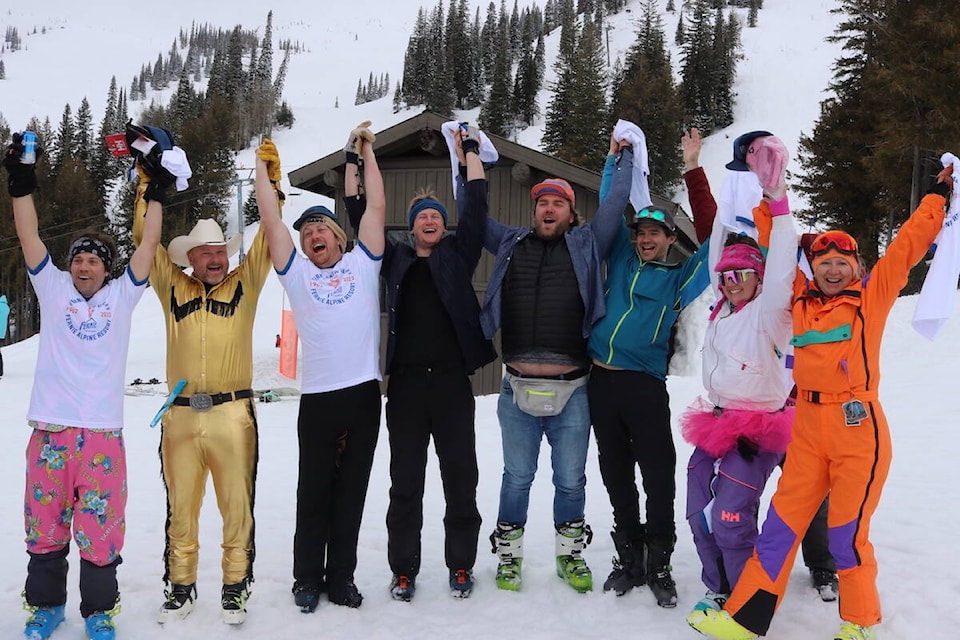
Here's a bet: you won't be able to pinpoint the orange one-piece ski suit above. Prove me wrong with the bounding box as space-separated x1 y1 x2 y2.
723 190 947 635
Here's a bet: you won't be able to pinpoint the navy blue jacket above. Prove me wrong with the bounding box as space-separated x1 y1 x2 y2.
344 178 497 375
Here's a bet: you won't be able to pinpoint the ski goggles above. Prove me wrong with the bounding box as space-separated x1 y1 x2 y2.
719 268 757 286
631 207 675 232
810 231 858 256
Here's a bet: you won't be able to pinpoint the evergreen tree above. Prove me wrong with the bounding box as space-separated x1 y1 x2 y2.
425 1 455 116
797 0 960 269
611 0 684 193
480 2 499 83
74 97 94 166
478 18 512 136
544 14 609 168
0 60 5 79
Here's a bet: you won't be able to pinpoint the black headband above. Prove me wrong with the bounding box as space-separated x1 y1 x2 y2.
68 237 113 273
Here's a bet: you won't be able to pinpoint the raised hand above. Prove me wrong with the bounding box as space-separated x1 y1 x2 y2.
4 133 39 197
681 128 702 172
257 139 283 183
746 135 789 200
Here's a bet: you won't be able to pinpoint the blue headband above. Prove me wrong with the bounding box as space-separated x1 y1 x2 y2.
407 198 448 230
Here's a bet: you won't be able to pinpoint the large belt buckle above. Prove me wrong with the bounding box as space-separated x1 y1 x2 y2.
189 393 214 412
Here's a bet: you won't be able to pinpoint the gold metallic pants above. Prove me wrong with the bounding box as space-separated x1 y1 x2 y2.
160 400 258 585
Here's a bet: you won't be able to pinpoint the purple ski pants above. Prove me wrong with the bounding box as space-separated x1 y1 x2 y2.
686 445 780 593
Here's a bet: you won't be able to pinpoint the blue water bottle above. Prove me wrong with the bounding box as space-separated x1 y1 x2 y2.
20 131 37 164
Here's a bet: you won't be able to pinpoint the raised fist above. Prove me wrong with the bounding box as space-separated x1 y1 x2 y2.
4 133 39 197
257 139 283 183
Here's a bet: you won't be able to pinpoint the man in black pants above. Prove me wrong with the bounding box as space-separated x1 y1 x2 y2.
346 126 495 601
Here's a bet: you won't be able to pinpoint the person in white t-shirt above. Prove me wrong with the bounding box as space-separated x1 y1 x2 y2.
5 131 165 640
254 126 385 612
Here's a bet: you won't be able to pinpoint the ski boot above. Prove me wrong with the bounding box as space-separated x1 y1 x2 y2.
555 519 593 593
646 537 678 608
490 522 523 591
157 583 196 623
23 604 65 640
221 580 250 625
811 567 839 602
602 528 646 595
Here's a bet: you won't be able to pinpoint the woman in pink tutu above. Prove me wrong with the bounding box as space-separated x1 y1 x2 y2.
681 133 797 616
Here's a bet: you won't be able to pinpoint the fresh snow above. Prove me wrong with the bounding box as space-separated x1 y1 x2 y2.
0 1 956 638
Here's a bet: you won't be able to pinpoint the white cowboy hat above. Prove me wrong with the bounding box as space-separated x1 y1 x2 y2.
167 218 242 267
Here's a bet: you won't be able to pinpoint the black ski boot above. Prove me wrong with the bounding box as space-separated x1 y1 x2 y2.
602 528 646 596
646 537 678 608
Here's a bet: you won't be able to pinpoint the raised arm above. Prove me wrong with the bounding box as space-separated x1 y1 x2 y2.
254 139 295 271
591 144 634 260
356 138 385 256
681 128 716 243
11 193 46 271
4 135 46 269
128 199 163 282
453 126 488 267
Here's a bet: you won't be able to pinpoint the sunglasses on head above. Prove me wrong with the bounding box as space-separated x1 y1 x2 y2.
634 207 668 224
719 268 757 285
810 231 858 256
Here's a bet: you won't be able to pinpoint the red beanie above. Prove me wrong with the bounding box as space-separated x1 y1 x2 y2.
531 178 575 208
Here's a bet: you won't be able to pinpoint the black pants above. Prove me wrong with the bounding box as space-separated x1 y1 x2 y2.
25 546 120 617
385 369 481 576
588 367 676 543
802 494 835 571
293 380 381 587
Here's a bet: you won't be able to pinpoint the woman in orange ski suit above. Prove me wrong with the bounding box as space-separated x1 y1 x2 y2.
690 169 952 639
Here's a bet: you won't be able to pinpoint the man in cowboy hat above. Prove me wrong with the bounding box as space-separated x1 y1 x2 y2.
133 171 276 626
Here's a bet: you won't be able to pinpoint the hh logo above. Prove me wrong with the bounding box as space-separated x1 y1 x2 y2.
720 510 741 523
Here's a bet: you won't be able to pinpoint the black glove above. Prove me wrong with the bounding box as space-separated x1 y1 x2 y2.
461 125 481 155
3 134 40 198
736 437 759 462
928 180 951 198
143 175 174 205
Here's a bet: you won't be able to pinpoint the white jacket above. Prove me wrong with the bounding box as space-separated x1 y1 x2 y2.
701 213 797 411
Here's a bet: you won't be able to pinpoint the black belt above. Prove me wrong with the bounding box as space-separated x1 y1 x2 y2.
505 365 590 381
173 389 254 411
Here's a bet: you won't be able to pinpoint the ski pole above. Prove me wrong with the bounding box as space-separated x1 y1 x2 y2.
150 379 187 428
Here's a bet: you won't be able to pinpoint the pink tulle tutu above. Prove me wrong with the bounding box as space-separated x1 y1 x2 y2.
681 396 794 458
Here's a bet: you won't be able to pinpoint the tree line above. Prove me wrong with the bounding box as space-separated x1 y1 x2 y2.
0 11 292 343
397 0 743 194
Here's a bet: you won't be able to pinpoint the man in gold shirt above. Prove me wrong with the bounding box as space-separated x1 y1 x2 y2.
132 164 280 626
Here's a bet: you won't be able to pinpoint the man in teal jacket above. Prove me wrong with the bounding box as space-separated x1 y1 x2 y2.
587 130 714 607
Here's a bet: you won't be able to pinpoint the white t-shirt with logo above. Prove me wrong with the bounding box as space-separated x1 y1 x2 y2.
278 244 382 394
27 256 147 429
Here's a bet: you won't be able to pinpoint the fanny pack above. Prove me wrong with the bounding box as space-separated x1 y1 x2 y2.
506 371 589 417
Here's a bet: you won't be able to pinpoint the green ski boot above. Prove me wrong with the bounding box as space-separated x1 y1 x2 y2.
490 522 524 591
555 519 593 593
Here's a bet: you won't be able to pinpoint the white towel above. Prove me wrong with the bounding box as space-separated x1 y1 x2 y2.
912 152 960 340
709 170 764 281
160 146 193 191
612 119 652 211
440 121 499 198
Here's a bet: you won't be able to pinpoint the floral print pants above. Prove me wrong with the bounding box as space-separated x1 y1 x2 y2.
24 427 127 565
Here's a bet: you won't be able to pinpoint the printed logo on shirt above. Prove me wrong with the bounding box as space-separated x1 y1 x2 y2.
64 297 113 341
309 267 357 305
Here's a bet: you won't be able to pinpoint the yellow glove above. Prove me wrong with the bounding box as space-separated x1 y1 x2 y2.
257 139 282 183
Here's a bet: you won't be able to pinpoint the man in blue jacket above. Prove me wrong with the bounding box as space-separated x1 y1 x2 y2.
483 136 634 593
